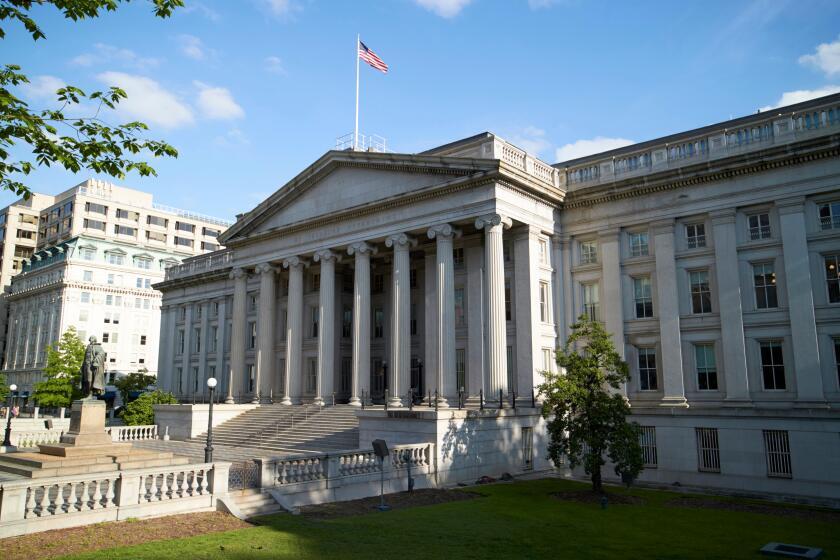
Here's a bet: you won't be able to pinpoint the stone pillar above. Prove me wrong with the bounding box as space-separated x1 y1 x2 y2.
514 225 544 396
428 224 461 406
466 245 484 396
385 233 416 407
215 298 228 397
710 209 750 402
652 220 687 406
227 267 248 403
157 306 173 393
475 213 512 398
347 242 376 406
198 301 210 395
552 235 569 346
778 197 824 403
599 228 625 360
282 257 307 405
256 264 277 404
181 304 193 398
423 251 438 401
314 249 338 406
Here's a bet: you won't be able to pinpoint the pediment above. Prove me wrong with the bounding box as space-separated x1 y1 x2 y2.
222 151 496 243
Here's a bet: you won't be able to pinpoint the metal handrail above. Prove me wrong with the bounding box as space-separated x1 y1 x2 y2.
257 404 322 446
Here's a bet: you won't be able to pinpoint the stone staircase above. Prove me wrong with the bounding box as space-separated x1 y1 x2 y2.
192 405 360 454
229 489 285 518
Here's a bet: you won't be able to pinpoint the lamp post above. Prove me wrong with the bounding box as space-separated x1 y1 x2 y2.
204 377 217 463
2 384 18 448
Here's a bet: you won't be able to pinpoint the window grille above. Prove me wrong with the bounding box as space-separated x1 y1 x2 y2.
639 426 657 467
696 428 721 473
763 430 792 478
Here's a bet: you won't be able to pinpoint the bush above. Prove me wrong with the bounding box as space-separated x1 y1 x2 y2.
113 369 156 404
120 390 178 426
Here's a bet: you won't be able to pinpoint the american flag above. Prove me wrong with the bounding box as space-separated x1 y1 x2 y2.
359 41 389 74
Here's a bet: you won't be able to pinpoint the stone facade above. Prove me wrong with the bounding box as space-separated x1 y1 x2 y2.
156 93 840 501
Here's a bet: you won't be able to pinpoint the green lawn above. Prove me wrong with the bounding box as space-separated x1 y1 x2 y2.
60 479 838 560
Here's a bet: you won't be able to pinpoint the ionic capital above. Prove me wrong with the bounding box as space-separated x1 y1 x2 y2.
229 267 247 280
257 263 278 275
347 241 378 257
385 233 417 249
475 213 512 231
282 256 309 270
427 223 462 240
313 249 339 263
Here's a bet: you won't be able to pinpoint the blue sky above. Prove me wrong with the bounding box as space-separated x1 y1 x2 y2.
4 0 840 221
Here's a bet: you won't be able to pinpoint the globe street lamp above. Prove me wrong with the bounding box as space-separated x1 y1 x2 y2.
2 384 18 448
205 377 217 463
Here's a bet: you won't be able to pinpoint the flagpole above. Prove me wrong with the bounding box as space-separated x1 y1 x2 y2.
354 33 360 151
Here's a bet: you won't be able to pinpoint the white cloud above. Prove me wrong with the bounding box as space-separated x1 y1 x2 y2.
182 1 221 22
179 34 207 60
262 0 300 18
555 136 635 162
528 0 559 8
508 126 551 156
96 71 194 129
414 0 472 18
759 85 840 111
71 43 159 70
264 56 286 75
194 81 245 120
215 128 250 147
799 34 840 77
21 75 66 99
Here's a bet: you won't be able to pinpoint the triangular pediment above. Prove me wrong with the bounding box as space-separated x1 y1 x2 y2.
221 150 497 243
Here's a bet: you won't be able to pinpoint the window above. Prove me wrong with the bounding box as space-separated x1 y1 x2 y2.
342 306 352 338
410 268 417 289
16 229 34 240
639 426 657 468
85 202 107 215
507 345 515 392
174 236 194 248
140 335 147 346
763 430 792 478
694 344 718 391
147 231 166 243
748 212 771 240
629 232 649 257
410 304 417 336
248 322 257 349
78 309 88 321
340 356 352 393
193 327 202 352
114 225 137 237
372 274 385 294
522 427 534 470
455 287 466 327
834 339 840 388
696 428 721 473
175 221 195 233
193 366 199 393
825 255 840 303
147 215 168 227
116 209 139 221
539 238 548 264
107 252 125 266
134 256 152 270
686 223 706 248
456 349 466 392
638 348 658 391
818 201 840 230
373 308 383 338
305 359 317 394
539 281 551 323
248 364 255 392
177 330 185 354
80 247 95 260
582 283 599 321
633 277 653 318
580 241 597 265
689 270 712 314
176 367 183 393
83 270 93 282
760 341 786 390
201 242 219 251
83 218 106 231
80 291 91 303
249 295 257 311
212 301 219 316
453 247 465 267
753 263 778 309
310 307 318 338
542 348 553 371
503 240 512 262
208 326 218 352
203 227 221 238
504 281 511 321
311 273 320 292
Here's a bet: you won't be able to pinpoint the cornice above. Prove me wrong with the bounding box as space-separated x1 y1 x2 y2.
154 267 232 292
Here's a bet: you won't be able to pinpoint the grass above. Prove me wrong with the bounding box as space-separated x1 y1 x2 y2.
57 478 839 560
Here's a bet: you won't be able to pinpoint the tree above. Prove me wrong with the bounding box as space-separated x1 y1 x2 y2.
1 0 182 198
32 327 86 408
538 315 644 493
113 368 155 405
121 389 177 425
0 370 8 399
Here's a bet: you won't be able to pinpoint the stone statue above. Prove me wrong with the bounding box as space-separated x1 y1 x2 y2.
80 336 107 399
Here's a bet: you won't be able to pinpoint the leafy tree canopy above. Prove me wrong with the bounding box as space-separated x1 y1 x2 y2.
538 315 644 493
120 389 176 425
0 370 8 399
32 326 86 408
113 368 155 404
1 0 183 198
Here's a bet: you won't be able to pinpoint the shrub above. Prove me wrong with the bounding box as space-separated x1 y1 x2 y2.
120 390 178 426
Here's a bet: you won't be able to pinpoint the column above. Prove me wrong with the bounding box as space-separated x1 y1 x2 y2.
552 235 569 346
227 267 248 403
710 209 750 402
475 213 512 398
256 263 277 403
282 257 306 405
599 228 625 359
423 251 438 401
466 245 484 396
514 225 543 397
215 298 228 396
347 242 376 406
385 233 416 407
652 220 687 406
314 249 337 406
778 197 824 403
156 306 173 392
428 224 460 406
181 304 193 398
198 301 210 394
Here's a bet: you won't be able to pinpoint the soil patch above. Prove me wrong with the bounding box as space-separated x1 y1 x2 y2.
550 491 645 506
0 511 251 560
666 496 840 523
298 488 481 520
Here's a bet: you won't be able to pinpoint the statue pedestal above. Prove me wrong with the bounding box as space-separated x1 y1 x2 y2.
39 399 129 457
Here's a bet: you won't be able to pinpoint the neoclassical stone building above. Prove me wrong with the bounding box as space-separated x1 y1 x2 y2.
157 93 840 500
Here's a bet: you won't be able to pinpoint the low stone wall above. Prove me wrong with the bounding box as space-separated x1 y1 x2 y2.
153 404 258 440
0 462 231 538
8 426 159 449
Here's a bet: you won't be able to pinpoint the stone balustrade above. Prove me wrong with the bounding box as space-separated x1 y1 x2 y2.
562 98 840 188
10 430 64 448
108 425 158 442
10 426 158 447
0 462 230 538
163 249 233 281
